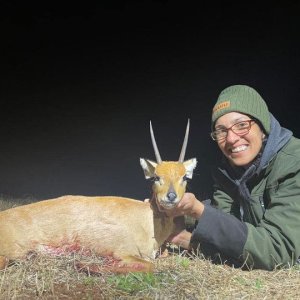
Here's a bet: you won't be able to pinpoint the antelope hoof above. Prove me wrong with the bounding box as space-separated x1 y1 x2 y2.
0 256 9 270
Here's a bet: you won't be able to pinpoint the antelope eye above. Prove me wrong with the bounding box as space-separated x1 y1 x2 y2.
152 176 160 182
182 175 189 182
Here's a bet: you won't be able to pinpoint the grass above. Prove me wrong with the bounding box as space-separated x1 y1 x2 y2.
1 198 300 299
1 252 300 299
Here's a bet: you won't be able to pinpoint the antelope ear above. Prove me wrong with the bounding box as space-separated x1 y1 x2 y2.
183 158 197 179
140 158 157 179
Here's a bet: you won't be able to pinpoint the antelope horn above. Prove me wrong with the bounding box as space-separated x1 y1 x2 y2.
150 121 162 163
178 119 190 162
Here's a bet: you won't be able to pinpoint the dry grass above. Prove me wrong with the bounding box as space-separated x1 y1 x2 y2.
0 197 36 211
1 199 300 299
1 252 300 299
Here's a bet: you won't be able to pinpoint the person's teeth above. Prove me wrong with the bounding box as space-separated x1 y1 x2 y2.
232 145 248 153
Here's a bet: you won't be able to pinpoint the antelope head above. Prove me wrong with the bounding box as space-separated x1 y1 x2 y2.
140 120 197 211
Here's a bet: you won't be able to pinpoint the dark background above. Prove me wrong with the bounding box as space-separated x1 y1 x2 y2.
1 1 300 201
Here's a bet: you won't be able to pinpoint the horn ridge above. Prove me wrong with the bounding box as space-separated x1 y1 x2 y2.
178 119 190 162
150 121 162 163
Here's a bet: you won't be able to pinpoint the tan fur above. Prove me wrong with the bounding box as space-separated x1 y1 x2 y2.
0 159 197 273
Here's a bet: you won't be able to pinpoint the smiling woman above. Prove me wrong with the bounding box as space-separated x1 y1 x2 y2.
214 113 265 167
166 84 300 271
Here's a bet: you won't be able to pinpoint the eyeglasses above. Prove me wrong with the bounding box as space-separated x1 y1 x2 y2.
211 120 255 142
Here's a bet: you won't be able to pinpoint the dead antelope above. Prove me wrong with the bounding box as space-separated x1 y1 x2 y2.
0 120 197 273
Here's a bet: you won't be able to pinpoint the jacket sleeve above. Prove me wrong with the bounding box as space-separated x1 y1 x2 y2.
191 204 248 264
242 165 300 270
191 187 248 265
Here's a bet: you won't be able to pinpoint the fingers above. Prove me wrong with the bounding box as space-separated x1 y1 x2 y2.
177 193 196 210
165 193 200 217
176 193 204 219
168 230 192 250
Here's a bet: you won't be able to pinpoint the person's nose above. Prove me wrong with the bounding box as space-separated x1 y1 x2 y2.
225 129 239 143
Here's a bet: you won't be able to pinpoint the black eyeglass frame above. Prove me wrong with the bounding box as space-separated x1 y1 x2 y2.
210 119 256 142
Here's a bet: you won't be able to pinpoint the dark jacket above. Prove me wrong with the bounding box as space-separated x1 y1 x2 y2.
191 114 300 270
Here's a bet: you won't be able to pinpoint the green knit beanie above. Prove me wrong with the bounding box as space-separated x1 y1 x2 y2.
211 85 271 134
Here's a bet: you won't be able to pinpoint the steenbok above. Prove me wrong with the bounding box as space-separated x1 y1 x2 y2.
0 120 197 273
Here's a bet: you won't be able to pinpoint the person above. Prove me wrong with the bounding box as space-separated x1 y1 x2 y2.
167 84 300 270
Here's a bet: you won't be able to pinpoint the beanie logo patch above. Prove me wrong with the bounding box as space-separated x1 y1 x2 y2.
213 101 230 114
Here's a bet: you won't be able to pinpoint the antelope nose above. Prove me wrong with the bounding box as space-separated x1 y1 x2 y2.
167 192 177 202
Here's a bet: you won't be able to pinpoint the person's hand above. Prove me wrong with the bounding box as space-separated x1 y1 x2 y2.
167 229 192 250
165 192 204 219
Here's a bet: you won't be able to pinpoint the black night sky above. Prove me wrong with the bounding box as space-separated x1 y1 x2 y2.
1 1 300 201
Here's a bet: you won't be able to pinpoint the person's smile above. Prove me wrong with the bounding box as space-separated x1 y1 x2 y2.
215 112 265 167
229 144 249 154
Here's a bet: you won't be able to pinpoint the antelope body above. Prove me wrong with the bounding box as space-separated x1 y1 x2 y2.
0 121 197 273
